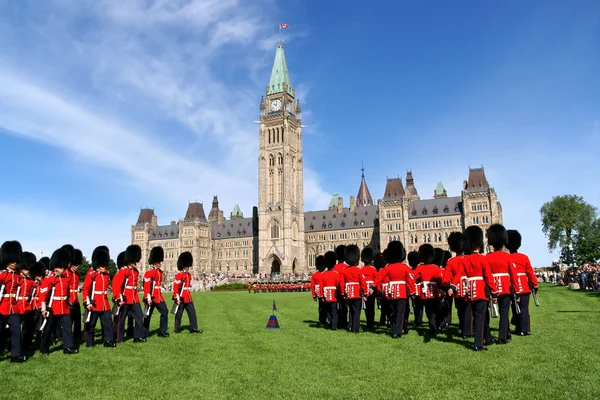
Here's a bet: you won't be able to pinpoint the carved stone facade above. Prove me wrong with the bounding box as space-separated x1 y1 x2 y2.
130 43 503 279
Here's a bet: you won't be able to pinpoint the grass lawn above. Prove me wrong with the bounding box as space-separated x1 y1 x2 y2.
1 284 599 400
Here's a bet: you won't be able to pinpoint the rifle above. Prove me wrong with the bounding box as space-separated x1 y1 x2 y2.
170 278 185 315
84 280 95 324
0 276 5 306
408 296 414 315
38 286 55 332
529 282 540 307
512 294 521 314
112 276 128 317
489 298 499 318
144 280 155 318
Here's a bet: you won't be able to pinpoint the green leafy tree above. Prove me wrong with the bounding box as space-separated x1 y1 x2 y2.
572 219 600 264
77 255 118 278
540 195 597 264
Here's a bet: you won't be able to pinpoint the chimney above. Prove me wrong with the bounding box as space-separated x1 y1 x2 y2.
170 221 176 225
337 196 343 214
218 210 224 225
350 196 356 213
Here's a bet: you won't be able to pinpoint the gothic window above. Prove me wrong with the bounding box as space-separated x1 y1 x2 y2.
276 127 280 142
277 154 283 166
268 129 271 144
281 127 284 142
269 169 274 203
423 234 426 243
278 167 283 203
427 234 431 243
269 154 275 167
270 220 280 239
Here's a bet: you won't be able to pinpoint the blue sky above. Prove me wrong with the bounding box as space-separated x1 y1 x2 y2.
0 0 598 266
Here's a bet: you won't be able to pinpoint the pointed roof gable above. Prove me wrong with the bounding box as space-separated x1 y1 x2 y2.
466 167 489 192
230 204 244 220
184 202 207 223
268 42 294 96
328 193 340 210
405 171 419 196
208 195 220 219
356 168 374 207
136 208 155 225
383 177 405 200
434 181 447 198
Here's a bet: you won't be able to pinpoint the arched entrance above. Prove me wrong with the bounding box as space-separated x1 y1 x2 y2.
271 258 281 275
292 258 297 275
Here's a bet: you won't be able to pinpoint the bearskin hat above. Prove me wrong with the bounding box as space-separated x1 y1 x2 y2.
323 251 337 269
315 255 326 272
39 256 50 270
361 247 374 265
116 251 126 269
124 245 142 265
50 248 71 270
506 230 522 252
30 261 46 278
373 252 385 271
463 226 484 254
487 224 508 250
418 244 436 264
20 251 37 271
177 251 193 271
1 240 23 268
149 246 164 265
92 246 110 269
344 244 361 266
443 250 452 267
60 244 75 263
386 241 407 264
407 251 420 269
72 249 83 267
335 245 346 262
447 232 464 255
433 247 445 267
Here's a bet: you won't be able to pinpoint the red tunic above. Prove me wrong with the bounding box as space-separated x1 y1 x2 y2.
111 268 127 302
375 263 416 300
39 274 71 315
143 267 165 303
17 275 35 314
113 267 140 304
414 264 444 299
454 253 497 301
442 256 466 298
376 267 390 297
509 252 538 294
0 270 21 315
359 265 378 295
486 251 517 296
340 266 362 299
333 262 346 274
82 270 111 312
64 269 80 305
173 271 194 303
320 270 340 302
31 280 41 310
310 271 322 297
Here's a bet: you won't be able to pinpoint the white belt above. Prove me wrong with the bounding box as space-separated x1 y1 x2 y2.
2 294 15 298
389 281 406 285
54 296 67 300
17 296 28 300
323 286 336 290
517 273 527 276
70 290 78 293
493 273 510 277
93 291 108 295
466 277 483 282
366 280 374 285
182 288 189 291
125 286 137 289
345 282 359 287
422 281 437 285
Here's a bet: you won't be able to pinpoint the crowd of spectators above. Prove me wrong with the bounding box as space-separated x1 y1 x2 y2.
535 264 599 291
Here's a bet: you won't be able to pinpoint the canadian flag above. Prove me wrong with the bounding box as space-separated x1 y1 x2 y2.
279 23 289 29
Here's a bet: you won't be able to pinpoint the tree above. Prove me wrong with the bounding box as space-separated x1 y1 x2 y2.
540 195 597 265
572 219 600 264
77 255 118 278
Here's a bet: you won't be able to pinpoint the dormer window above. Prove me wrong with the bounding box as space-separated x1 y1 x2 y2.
433 206 438 215
422 207 427 215
322 223 326 229
328 223 332 228
443 205 449 213
411 209 416 216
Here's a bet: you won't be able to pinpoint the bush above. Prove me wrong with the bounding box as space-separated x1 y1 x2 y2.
212 283 248 291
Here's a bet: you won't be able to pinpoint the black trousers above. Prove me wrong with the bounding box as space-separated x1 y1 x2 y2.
413 297 423 326
497 295 511 341
70 304 82 340
0 314 22 358
454 297 466 334
325 302 337 330
347 298 361 333
423 299 440 334
174 302 198 332
390 299 407 336
472 300 487 348
87 311 113 346
364 295 375 329
41 313 73 353
143 301 169 337
516 293 531 334
20 312 36 351
317 299 327 325
337 299 348 329
116 303 144 341
463 300 474 337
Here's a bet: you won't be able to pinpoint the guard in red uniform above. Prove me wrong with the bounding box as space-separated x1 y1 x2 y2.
406 251 422 327
374 241 417 338
64 248 83 342
17 252 37 353
143 247 169 338
333 245 348 329
442 232 470 338
113 245 146 343
311 256 327 325
507 230 538 336
340 245 363 333
173 252 202 333
452 226 498 351
0 241 27 363
414 244 444 334
320 251 340 330
39 248 79 355
83 246 116 348
359 247 377 331
486 224 518 344
30 261 46 345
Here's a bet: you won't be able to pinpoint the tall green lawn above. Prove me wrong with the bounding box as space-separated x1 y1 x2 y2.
1 284 598 399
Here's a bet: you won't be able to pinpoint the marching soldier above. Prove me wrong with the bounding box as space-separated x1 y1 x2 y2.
65 249 84 342
407 251 423 327
0 241 27 363
30 261 46 345
340 245 362 333
506 230 538 336
442 232 470 338
311 255 326 325
17 252 37 353
143 247 169 338
333 245 348 329
39 248 79 355
113 245 146 343
172 252 202 334
320 251 340 330
83 246 116 347
414 244 444 334
359 247 377 331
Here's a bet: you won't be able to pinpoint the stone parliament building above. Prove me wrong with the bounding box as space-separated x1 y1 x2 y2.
131 43 503 280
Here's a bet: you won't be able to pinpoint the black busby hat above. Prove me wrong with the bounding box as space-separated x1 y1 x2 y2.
1 240 23 268
149 246 164 265
433 247 445 267
386 241 407 264
177 252 193 271
447 232 463 255
407 251 419 269
315 255 326 272
344 244 361 266
463 226 484 254
323 251 337 269
506 230 522 253
373 252 385 271
335 245 346 262
487 224 508 250
418 244 436 264
124 245 142 265
116 251 126 269
442 250 452 267
60 244 75 263
30 261 46 278
92 246 110 269
72 249 83 267
361 247 374 265
39 256 50 270
20 251 37 270
50 248 71 270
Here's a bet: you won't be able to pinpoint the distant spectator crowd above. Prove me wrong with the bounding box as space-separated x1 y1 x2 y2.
536 264 599 291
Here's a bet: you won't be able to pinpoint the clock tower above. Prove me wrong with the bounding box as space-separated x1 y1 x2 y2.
257 42 305 275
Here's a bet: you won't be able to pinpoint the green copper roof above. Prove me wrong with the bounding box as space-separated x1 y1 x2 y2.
268 42 293 96
231 204 243 217
435 181 445 195
328 193 339 209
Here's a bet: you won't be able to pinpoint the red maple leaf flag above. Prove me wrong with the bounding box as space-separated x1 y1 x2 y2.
279 23 289 29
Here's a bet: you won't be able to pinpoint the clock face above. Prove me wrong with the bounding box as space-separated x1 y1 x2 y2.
270 99 282 112
285 102 292 113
